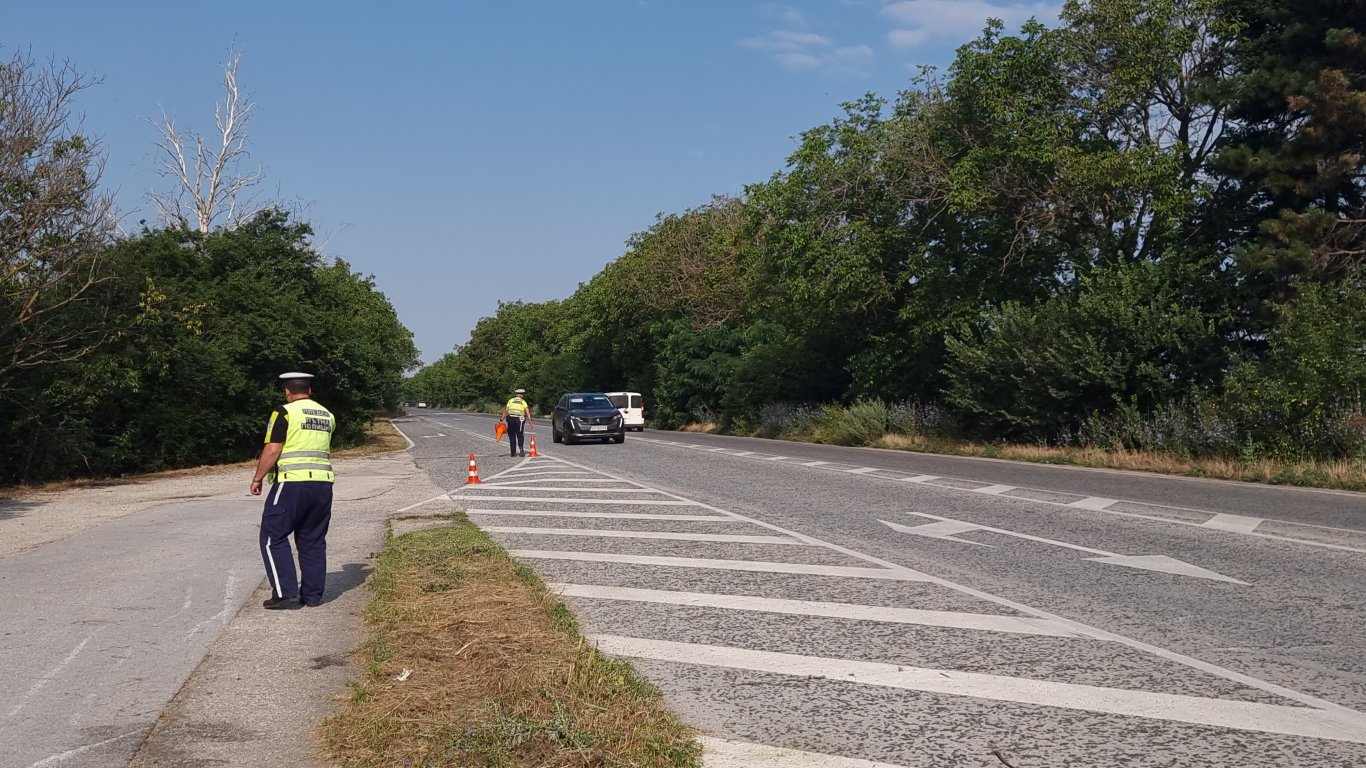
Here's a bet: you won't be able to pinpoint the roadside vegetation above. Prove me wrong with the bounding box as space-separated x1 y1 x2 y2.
323 517 700 768
335 418 411 458
722 399 1366 491
0 49 417 485
404 1 1365 488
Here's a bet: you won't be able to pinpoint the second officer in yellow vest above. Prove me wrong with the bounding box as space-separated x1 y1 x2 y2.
500 388 534 457
250 372 335 609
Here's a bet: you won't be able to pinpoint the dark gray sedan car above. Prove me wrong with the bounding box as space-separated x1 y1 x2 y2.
551 392 625 444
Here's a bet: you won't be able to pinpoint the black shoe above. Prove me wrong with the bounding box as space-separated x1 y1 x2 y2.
263 596 301 610
301 599 321 608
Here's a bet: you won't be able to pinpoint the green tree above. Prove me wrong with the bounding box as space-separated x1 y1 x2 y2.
944 260 1223 438
1 51 115 384
1215 0 1366 281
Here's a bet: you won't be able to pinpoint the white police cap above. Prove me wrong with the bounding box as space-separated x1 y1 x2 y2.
514 388 526 394
279 371 315 381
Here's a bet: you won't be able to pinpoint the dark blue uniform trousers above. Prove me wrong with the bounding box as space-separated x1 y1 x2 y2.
260 480 333 605
506 415 526 456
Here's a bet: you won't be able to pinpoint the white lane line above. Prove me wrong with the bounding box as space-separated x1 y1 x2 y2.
846 467 881 475
1087 504 1366 554
389 420 416 450
510 550 929 581
554 584 1083 638
394 494 449 513
6 627 106 720
479 478 635 485
187 570 241 635
882 517 1247 584
463 486 669 494
974 484 1016 495
887 516 1110 555
731 451 757 457
595 636 1366 746
642 439 1366 552
485 527 805 545
1204 513 1265 534
449 495 695 505
467 509 732 521
27 729 143 768
761 456 790 461
700 737 908 768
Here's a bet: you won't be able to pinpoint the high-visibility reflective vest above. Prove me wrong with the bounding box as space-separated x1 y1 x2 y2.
505 397 529 418
265 398 335 483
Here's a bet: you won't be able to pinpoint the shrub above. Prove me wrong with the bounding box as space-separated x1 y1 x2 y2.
812 399 890 446
887 401 951 437
1077 398 1240 458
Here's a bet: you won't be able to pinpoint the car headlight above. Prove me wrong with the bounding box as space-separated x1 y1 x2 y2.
570 417 584 429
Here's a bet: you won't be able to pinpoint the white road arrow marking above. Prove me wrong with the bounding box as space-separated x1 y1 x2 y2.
882 519 997 547
1083 554 1248 584
881 515 1248 584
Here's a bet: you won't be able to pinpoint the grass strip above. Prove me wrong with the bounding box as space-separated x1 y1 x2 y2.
322 515 700 768
335 417 411 458
871 433 1366 492
683 422 1365 492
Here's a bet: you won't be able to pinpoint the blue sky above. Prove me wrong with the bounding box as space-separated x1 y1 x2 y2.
7 1 1059 364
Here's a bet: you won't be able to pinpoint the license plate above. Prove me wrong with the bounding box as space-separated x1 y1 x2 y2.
589 425 608 432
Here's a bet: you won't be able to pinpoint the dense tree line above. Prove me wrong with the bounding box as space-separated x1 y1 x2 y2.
409 0 1365 461
1 51 416 484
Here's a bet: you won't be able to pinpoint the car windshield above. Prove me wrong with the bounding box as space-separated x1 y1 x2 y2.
569 395 613 409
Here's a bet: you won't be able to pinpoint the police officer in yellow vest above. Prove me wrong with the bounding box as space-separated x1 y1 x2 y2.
500 388 534 457
250 372 335 609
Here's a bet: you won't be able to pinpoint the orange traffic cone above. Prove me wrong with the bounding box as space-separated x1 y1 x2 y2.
527 433 539 457
465 452 481 484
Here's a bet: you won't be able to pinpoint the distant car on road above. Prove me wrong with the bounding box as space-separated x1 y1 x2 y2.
605 391 645 431
552 392 625 444
416 402 428 408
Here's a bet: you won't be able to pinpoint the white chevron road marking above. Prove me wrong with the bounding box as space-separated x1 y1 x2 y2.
594 636 1366 745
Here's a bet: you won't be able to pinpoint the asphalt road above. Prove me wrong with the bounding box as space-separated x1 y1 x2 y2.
0 457 416 768
400 410 1366 768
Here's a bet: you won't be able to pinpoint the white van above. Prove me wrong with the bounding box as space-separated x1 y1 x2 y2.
605 391 645 431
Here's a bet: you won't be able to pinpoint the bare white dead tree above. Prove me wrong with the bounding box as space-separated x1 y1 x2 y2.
0 49 117 382
147 48 267 232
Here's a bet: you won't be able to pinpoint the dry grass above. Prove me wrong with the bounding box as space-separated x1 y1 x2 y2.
871 433 1366 491
1 459 256 499
322 516 700 768
677 422 718 434
335 418 410 458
